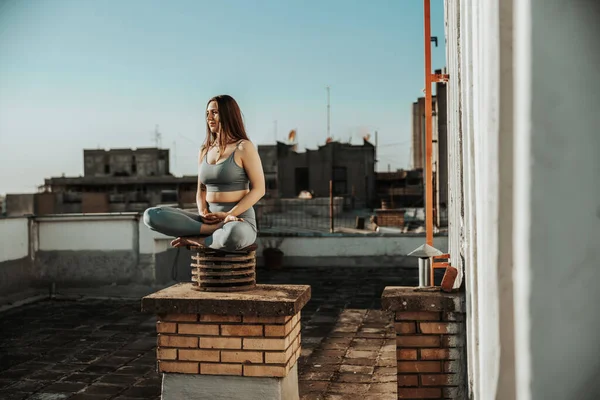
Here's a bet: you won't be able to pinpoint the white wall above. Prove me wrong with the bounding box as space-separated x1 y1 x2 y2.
0 213 448 304
513 1 600 399
138 218 171 254
462 0 481 395
155 234 448 259
445 0 517 398
0 218 29 262
37 215 138 251
0 213 446 260
444 0 465 290
446 0 484 397
446 0 600 398
272 235 447 257
0 213 446 262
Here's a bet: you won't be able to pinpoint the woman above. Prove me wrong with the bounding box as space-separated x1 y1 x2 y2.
143 95 265 251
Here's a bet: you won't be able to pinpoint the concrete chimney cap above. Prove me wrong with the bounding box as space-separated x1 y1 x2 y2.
408 243 444 258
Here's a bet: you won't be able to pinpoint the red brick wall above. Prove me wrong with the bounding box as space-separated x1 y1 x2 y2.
35 193 56 215
376 210 406 227
82 192 109 213
382 288 466 400
395 311 465 399
155 313 301 377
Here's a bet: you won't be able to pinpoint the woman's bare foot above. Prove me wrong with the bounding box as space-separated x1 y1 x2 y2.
223 215 244 223
171 236 207 248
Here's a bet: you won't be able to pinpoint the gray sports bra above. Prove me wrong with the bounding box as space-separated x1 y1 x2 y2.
198 141 250 192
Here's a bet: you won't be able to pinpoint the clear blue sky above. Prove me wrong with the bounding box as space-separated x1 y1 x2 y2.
0 0 446 194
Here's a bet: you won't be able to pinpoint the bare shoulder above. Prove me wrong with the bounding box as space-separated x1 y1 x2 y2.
237 139 257 155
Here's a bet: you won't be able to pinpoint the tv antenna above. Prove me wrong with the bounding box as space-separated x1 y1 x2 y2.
154 124 162 148
172 140 177 172
326 86 331 140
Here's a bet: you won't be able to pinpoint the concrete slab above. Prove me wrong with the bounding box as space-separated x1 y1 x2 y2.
141 283 311 316
162 364 298 400
381 286 465 312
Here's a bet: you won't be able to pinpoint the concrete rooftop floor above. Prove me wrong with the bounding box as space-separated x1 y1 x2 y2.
0 266 419 400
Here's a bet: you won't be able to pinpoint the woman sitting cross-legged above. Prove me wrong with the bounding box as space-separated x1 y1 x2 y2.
143 94 265 251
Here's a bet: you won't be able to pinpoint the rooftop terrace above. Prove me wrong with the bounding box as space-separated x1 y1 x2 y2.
0 213 450 399
0 266 416 400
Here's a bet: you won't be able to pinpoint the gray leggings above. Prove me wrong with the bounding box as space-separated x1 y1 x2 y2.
143 203 257 252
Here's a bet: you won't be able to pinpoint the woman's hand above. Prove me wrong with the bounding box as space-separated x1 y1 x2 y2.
200 209 222 224
203 211 229 222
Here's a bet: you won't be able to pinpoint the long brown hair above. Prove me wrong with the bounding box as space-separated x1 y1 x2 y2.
202 95 250 160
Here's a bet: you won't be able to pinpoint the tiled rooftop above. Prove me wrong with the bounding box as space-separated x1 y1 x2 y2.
0 266 417 400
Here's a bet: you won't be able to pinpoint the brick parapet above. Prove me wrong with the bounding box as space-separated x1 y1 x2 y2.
382 287 467 400
154 312 302 378
143 284 310 380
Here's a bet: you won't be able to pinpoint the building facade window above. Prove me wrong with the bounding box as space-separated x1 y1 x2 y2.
332 166 347 195
295 167 309 195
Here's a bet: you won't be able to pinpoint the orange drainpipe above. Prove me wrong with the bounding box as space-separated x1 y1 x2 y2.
424 0 450 286
424 0 434 247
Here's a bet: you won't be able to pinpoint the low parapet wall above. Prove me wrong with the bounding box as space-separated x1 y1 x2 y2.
0 214 448 307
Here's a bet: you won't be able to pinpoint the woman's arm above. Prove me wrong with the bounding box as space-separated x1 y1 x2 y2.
196 147 221 224
196 184 208 214
226 140 266 217
196 148 208 214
